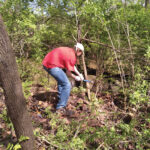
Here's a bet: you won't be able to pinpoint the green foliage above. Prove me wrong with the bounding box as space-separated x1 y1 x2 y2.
69 137 85 150
35 117 87 149
128 68 149 107
71 86 86 95
18 135 30 143
1 0 150 149
34 111 149 150
22 80 32 99
6 135 29 150
7 143 21 150
0 108 14 130
145 46 150 59
55 128 68 142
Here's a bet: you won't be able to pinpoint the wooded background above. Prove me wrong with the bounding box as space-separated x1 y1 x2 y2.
0 0 150 150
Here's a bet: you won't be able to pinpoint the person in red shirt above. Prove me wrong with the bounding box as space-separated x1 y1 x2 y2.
42 43 84 115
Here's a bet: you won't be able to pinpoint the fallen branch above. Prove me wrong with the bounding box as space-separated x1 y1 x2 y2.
37 136 60 149
96 142 104 150
39 132 62 149
73 125 80 139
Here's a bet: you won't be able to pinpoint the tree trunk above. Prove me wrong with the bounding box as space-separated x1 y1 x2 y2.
0 15 35 150
145 0 150 8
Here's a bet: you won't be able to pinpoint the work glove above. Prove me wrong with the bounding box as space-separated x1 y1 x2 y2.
75 76 82 81
79 73 84 81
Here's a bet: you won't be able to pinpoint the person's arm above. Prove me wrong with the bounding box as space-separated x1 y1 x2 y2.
74 66 80 76
74 66 84 80
66 70 81 81
66 70 76 79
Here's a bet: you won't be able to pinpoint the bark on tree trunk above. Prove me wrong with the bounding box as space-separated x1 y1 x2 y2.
0 15 35 150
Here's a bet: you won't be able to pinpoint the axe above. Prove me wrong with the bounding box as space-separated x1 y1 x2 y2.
83 79 93 83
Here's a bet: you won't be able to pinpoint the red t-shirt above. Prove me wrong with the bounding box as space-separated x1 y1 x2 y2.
42 47 76 71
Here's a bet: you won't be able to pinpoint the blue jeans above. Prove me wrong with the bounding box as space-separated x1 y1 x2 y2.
43 66 71 109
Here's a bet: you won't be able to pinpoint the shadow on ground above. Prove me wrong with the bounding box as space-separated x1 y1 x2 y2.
32 91 58 109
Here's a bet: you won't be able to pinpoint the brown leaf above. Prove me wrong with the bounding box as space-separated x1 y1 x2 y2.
39 118 47 123
42 102 49 108
39 101 43 105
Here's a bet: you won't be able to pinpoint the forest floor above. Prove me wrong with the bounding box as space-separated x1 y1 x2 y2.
0 84 132 149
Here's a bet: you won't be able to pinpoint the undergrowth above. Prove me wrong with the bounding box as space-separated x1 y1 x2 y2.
0 58 149 150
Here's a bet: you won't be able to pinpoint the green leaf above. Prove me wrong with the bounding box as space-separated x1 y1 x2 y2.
18 135 30 143
13 144 21 150
6 143 14 150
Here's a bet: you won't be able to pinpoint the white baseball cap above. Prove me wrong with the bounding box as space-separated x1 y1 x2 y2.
75 43 84 51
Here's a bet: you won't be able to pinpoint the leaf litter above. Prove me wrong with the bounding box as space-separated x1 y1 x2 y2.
0 84 125 149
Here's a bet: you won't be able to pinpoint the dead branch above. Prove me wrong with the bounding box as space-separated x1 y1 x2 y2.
82 38 130 51
75 7 91 100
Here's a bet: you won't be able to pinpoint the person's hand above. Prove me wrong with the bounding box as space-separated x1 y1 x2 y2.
75 76 81 81
79 74 84 81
